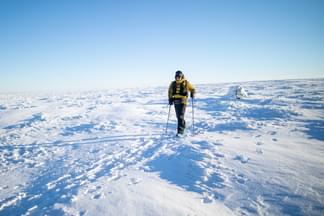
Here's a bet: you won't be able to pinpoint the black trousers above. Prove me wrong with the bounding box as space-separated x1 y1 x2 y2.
174 103 186 134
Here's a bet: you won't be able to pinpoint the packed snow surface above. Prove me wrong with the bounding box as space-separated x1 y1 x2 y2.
0 79 323 216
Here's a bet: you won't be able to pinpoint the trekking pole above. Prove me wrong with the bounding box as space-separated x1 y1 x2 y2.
192 98 195 135
165 105 171 134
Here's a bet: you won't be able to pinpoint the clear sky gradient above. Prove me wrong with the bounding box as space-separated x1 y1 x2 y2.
1 0 323 92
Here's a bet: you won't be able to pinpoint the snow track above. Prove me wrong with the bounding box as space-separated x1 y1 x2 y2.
0 134 175 215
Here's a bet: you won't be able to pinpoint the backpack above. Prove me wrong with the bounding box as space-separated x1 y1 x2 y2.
172 80 188 96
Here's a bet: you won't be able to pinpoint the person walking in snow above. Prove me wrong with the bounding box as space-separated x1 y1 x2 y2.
168 70 195 136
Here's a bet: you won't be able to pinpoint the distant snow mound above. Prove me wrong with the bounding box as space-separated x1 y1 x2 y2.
235 86 248 99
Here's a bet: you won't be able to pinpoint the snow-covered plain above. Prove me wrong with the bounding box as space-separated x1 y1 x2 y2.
0 79 323 216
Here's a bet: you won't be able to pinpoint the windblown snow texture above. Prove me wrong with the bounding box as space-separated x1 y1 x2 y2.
0 79 323 215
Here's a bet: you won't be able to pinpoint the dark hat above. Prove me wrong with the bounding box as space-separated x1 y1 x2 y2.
175 70 184 79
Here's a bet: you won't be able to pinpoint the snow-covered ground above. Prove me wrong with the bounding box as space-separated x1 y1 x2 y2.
0 79 323 216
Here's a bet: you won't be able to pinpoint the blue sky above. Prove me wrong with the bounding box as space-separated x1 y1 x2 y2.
1 0 323 91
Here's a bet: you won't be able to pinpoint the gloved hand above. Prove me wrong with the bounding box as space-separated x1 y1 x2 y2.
190 92 195 99
168 98 173 105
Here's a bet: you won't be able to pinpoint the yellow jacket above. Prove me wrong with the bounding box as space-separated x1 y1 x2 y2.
168 78 195 104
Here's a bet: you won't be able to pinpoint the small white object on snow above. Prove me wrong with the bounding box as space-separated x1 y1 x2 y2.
235 85 248 99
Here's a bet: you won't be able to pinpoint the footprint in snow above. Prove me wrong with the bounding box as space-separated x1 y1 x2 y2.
191 140 210 149
256 148 263 154
92 193 102 199
235 173 247 184
214 153 225 158
86 185 102 194
0 185 9 191
201 194 214 204
233 155 250 164
128 178 141 185
256 141 263 146
212 142 223 146
90 148 100 154
268 131 277 135
79 210 87 216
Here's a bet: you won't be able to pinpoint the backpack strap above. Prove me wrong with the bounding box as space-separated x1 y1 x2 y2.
172 81 177 96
